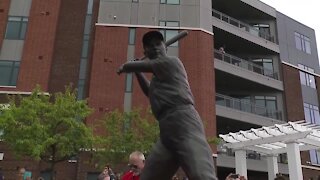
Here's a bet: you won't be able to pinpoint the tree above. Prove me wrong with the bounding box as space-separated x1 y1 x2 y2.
0 87 96 179
94 108 160 167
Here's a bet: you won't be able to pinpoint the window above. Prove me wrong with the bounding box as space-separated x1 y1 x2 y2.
254 96 277 109
125 73 133 92
5 16 28 40
128 28 136 45
252 23 272 41
132 0 139 2
254 96 277 118
295 32 311 54
252 58 274 77
298 64 316 89
304 103 320 124
304 102 320 164
160 0 179 4
0 60 20 86
310 150 320 165
159 21 179 47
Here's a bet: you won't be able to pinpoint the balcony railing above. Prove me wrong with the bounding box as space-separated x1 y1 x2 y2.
214 50 279 80
217 145 288 163
217 145 262 160
216 93 282 120
212 9 275 43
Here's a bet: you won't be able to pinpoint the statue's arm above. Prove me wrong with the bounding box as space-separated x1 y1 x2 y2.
135 72 150 97
118 60 152 97
118 61 153 74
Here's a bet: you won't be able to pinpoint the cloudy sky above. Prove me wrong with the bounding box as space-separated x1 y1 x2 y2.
259 0 320 61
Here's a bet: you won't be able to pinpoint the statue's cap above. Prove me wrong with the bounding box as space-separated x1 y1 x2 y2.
143 31 164 46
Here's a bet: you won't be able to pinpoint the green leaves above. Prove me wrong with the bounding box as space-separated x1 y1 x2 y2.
94 108 160 167
0 86 96 164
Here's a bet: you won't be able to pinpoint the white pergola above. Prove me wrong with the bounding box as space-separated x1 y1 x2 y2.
219 121 320 180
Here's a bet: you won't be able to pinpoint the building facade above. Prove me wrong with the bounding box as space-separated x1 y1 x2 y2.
0 0 319 179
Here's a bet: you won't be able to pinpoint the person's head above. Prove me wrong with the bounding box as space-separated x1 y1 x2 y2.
172 175 179 180
102 167 109 175
128 151 145 176
142 31 166 59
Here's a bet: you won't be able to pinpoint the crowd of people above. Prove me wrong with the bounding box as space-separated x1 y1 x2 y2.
96 151 247 180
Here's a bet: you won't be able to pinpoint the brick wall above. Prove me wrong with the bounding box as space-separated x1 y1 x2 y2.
17 0 62 92
87 26 128 133
180 30 216 151
0 0 10 50
282 64 304 121
48 0 88 93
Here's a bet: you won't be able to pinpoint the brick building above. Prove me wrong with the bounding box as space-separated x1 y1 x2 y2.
0 0 320 179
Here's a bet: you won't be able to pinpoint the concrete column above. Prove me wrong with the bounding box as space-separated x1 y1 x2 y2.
267 155 278 180
235 149 247 178
286 142 303 180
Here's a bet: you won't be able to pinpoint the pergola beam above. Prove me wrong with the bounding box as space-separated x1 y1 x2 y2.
224 131 311 149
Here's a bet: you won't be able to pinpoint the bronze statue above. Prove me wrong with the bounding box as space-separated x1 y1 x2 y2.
118 31 217 180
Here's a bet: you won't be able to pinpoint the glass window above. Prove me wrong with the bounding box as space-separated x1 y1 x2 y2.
266 96 277 110
125 73 133 92
84 15 92 35
79 58 87 79
159 21 179 47
81 40 89 58
252 58 274 76
87 0 93 14
310 150 320 164
0 60 20 86
160 0 179 4
77 79 85 100
304 36 311 54
254 96 265 107
298 64 316 89
295 32 302 50
128 28 136 45
5 16 28 40
304 103 320 124
295 32 311 54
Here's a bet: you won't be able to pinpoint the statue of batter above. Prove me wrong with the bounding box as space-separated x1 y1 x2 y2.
118 31 217 180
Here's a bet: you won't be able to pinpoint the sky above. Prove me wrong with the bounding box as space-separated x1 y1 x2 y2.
259 0 320 61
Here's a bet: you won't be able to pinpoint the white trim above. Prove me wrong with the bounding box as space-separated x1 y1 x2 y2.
0 91 50 95
95 23 214 36
220 121 320 154
282 61 320 78
212 153 218 158
301 164 320 171
0 86 16 88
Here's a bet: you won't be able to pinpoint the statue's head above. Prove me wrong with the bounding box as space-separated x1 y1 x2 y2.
142 31 166 59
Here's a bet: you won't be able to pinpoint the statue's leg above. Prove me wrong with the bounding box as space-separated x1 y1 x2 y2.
160 107 217 180
177 134 217 180
140 140 179 180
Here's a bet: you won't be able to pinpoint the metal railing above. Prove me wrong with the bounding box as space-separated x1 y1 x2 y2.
217 145 262 160
216 93 282 120
214 50 279 80
212 9 275 43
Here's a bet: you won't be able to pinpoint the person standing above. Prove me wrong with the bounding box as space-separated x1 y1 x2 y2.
98 167 111 180
118 31 217 180
122 151 145 180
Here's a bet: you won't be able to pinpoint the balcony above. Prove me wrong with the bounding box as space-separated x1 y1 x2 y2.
214 50 279 80
212 9 275 43
216 93 282 121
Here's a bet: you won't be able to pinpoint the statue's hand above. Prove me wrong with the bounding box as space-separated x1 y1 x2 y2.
117 64 124 75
